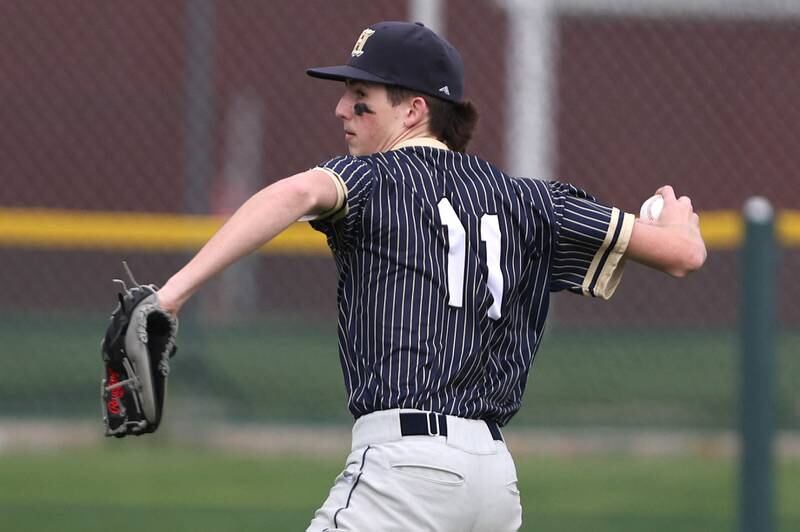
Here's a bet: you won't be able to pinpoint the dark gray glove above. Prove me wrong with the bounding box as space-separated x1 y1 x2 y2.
100 263 178 437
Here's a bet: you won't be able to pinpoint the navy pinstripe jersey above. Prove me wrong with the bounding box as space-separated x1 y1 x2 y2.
310 138 634 425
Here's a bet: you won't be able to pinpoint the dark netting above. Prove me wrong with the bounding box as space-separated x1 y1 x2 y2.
0 1 797 431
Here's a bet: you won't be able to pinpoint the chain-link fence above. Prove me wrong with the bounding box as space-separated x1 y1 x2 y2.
0 0 798 432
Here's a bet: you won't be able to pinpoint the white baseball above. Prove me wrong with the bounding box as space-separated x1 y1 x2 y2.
639 194 664 221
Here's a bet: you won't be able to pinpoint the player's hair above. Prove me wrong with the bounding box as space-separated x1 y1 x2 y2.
386 86 478 153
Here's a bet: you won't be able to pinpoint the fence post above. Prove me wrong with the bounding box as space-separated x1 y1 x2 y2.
740 196 776 532
179 0 216 401
184 0 215 215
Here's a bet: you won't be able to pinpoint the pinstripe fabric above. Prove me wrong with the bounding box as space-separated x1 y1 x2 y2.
310 145 633 425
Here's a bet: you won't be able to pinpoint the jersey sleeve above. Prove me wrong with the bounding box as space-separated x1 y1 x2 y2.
307 155 376 252
547 181 635 299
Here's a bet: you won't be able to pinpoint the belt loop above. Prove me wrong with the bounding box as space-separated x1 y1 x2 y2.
426 412 440 436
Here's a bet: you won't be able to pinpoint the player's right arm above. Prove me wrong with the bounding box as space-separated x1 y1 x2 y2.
156 169 341 315
624 185 707 277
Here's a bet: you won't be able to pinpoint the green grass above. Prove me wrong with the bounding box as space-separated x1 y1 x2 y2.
1 311 799 429
1 445 799 531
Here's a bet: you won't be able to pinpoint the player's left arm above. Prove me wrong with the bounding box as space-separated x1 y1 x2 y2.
156 169 341 315
624 185 707 277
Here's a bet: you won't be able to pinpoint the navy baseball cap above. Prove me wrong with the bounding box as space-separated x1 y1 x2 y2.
306 21 464 103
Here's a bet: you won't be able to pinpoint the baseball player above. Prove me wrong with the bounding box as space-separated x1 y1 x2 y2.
156 21 706 532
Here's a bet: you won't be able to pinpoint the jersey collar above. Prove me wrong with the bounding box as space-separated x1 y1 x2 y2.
390 137 450 151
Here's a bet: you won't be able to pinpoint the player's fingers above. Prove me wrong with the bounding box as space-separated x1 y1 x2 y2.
678 195 693 209
655 185 676 201
691 212 700 226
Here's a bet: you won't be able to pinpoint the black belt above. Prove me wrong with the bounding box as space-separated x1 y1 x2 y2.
399 412 503 441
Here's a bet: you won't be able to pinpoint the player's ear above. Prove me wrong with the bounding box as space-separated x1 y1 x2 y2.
403 96 430 128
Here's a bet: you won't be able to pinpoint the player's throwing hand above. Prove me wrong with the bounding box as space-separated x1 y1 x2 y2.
628 185 707 277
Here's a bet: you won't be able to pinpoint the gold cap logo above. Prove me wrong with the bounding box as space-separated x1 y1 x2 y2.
351 29 375 57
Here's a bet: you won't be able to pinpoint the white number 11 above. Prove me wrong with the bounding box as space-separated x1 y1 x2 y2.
437 198 504 320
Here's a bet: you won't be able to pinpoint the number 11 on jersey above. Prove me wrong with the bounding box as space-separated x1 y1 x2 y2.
437 198 504 320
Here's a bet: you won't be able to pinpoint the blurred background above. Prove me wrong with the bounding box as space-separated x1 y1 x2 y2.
0 0 798 531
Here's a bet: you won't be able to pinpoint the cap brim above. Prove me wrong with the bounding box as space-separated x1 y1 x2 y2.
306 65 391 85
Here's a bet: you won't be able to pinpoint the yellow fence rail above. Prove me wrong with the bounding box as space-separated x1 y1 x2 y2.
0 208 327 255
0 207 798 255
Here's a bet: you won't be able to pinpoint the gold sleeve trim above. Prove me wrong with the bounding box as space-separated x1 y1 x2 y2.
581 209 635 300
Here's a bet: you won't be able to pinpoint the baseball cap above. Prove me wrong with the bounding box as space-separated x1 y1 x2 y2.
306 21 464 103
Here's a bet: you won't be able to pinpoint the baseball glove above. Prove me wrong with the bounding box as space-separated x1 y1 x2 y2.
100 263 178 437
